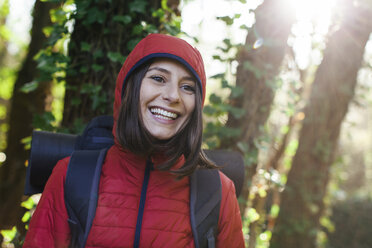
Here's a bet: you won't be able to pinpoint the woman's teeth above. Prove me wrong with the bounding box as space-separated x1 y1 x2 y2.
150 108 178 120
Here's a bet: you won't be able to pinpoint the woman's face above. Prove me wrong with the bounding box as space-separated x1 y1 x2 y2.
140 59 196 140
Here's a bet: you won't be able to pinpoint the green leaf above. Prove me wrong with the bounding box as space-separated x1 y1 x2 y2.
81 83 102 94
152 8 165 18
219 126 241 138
93 49 104 59
212 55 224 61
217 16 234 26
21 197 35 210
91 93 107 111
127 38 141 51
203 105 217 116
163 23 180 36
132 24 143 35
210 73 225 79
50 8 68 23
0 227 17 242
84 7 106 25
240 24 249 30
161 0 172 12
129 1 148 13
22 211 31 223
229 106 245 119
21 136 32 150
20 81 39 93
46 24 67 46
80 42 91 52
79 66 89 73
72 118 86 134
247 208 260 223
42 26 54 37
221 79 229 88
107 52 124 63
92 64 104 72
209 93 222 104
113 15 132 25
230 86 244 99
71 97 82 106
145 24 158 33
32 112 56 131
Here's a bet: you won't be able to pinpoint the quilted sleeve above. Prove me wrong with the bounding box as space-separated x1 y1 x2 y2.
23 157 71 248
216 172 245 248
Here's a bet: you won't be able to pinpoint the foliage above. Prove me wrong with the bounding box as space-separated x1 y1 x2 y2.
326 199 372 248
25 0 182 133
0 227 17 244
202 35 244 149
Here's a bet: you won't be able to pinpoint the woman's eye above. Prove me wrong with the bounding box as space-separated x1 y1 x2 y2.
182 84 196 93
150 76 165 83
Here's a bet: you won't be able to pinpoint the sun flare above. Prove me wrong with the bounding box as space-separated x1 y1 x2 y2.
287 0 338 69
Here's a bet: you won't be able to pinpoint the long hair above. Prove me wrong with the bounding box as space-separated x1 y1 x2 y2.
116 60 218 177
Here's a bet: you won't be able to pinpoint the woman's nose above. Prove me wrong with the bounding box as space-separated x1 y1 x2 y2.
162 83 180 103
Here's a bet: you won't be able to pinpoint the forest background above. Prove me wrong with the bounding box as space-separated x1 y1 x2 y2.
0 0 372 247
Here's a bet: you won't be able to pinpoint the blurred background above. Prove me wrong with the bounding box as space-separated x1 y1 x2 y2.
0 0 372 247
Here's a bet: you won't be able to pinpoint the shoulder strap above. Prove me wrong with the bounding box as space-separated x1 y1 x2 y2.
65 148 108 248
190 169 221 248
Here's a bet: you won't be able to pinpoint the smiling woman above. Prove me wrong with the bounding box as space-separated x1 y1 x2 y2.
24 33 245 248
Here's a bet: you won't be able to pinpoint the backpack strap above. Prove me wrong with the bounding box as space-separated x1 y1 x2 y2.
190 169 221 248
65 148 108 248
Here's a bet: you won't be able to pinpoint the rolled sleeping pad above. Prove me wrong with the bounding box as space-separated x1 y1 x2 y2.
24 130 77 195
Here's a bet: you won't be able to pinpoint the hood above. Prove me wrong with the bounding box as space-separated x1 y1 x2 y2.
113 33 207 139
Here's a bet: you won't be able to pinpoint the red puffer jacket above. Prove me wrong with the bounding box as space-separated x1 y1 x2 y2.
24 146 244 247
24 34 245 247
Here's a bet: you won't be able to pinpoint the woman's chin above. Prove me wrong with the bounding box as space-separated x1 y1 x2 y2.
150 132 174 141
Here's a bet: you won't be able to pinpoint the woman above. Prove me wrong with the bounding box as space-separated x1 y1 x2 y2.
24 34 244 247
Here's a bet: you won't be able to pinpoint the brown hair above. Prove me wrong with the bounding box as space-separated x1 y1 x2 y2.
116 61 218 177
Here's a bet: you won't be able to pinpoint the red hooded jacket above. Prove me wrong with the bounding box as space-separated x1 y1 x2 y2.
24 34 245 248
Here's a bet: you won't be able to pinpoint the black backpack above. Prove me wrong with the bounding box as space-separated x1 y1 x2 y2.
25 116 245 248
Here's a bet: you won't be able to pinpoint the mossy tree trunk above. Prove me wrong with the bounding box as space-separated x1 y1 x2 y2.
0 0 56 231
270 3 372 248
219 0 295 214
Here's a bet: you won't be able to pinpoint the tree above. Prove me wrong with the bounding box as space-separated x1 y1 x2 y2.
270 2 372 247
0 0 56 231
219 0 295 214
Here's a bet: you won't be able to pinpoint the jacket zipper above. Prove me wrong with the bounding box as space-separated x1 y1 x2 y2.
133 159 153 248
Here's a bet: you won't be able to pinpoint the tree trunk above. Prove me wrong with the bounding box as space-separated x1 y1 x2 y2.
0 0 56 230
270 3 372 248
62 0 173 129
219 0 295 214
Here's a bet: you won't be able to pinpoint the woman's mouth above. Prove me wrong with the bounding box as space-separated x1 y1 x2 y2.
149 107 179 120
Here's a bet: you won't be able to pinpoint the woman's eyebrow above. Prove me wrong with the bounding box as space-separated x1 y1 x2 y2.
147 67 196 82
147 67 170 74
